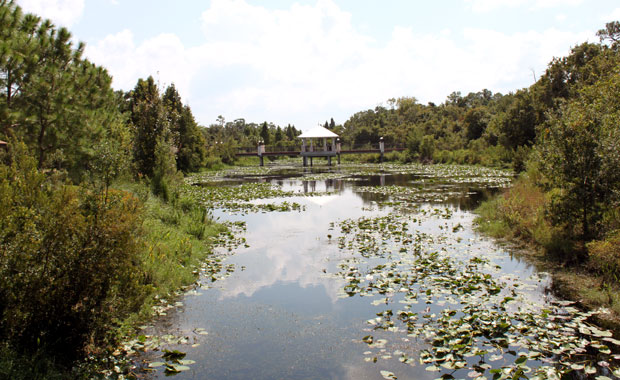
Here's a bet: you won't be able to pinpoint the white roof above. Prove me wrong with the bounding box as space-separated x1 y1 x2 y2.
298 126 339 138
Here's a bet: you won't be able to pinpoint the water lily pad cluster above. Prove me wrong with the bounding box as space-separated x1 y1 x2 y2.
331 210 619 380
183 179 330 214
148 349 196 375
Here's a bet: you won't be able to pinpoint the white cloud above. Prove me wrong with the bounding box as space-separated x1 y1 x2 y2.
529 0 584 10
465 0 583 12
16 0 84 27
86 30 195 101
465 0 527 13
607 8 620 22
84 0 594 128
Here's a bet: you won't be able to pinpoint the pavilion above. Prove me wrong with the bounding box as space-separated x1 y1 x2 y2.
297 126 340 166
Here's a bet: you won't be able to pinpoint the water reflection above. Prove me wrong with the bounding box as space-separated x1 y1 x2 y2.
146 168 546 380
212 190 383 302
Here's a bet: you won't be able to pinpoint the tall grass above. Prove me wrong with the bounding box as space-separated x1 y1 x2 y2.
474 172 572 257
114 182 226 330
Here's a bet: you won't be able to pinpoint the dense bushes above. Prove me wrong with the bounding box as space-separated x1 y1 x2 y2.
0 147 225 376
0 150 145 362
588 231 620 284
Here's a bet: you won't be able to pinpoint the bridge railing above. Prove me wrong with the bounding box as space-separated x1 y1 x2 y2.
236 141 407 155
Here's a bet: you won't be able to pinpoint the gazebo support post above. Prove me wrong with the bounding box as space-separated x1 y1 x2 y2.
258 141 265 167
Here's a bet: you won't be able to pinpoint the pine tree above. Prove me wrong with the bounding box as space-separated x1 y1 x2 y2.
260 121 270 145
129 76 170 177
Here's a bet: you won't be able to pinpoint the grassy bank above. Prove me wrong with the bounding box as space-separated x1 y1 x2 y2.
475 172 620 331
113 181 227 333
0 169 225 379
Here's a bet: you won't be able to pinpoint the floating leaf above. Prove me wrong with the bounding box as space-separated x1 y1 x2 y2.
380 370 397 379
162 349 186 361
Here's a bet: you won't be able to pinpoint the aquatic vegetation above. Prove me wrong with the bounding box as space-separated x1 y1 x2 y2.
139 163 618 379
331 209 620 380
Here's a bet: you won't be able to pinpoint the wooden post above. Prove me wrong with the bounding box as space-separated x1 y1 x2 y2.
336 138 341 164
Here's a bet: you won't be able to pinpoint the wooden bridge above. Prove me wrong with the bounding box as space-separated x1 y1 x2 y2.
235 140 406 166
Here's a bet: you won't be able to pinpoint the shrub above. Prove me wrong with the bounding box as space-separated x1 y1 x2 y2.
0 150 145 363
588 231 620 284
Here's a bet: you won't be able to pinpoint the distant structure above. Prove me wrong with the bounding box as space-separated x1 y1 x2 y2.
297 126 340 166
243 131 401 167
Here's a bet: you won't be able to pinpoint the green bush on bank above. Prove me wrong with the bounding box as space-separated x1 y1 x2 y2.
476 171 620 321
0 150 145 363
474 171 573 257
0 148 224 377
118 182 226 329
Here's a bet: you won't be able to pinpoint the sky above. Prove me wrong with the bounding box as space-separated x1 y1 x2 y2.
15 0 620 130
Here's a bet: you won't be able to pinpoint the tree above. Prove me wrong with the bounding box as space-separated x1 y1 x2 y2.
0 3 40 139
176 106 207 172
597 21 620 47
274 126 282 144
463 107 488 141
419 135 435 161
329 118 336 130
129 76 169 177
537 71 620 242
496 90 539 150
0 1 126 181
285 124 294 140
260 121 270 144
162 84 207 172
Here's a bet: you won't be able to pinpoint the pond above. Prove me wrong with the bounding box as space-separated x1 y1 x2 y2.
134 163 619 380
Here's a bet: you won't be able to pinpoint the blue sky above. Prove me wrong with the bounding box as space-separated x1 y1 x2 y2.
16 0 620 129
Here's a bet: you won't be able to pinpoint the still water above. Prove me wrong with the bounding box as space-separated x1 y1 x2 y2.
139 164 614 380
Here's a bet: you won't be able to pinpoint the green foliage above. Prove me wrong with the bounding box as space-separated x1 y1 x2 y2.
129 76 169 178
260 121 270 145
124 183 225 320
511 145 531 173
419 135 435 161
463 107 488 141
537 67 620 242
495 90 540 150
151 136 179 202
476 173 573 257
163 85 208 173
588 230 620 285
0 146 144 362
0 0 126 181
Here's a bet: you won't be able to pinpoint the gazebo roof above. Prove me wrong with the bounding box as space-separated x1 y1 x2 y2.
298 126 338 139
